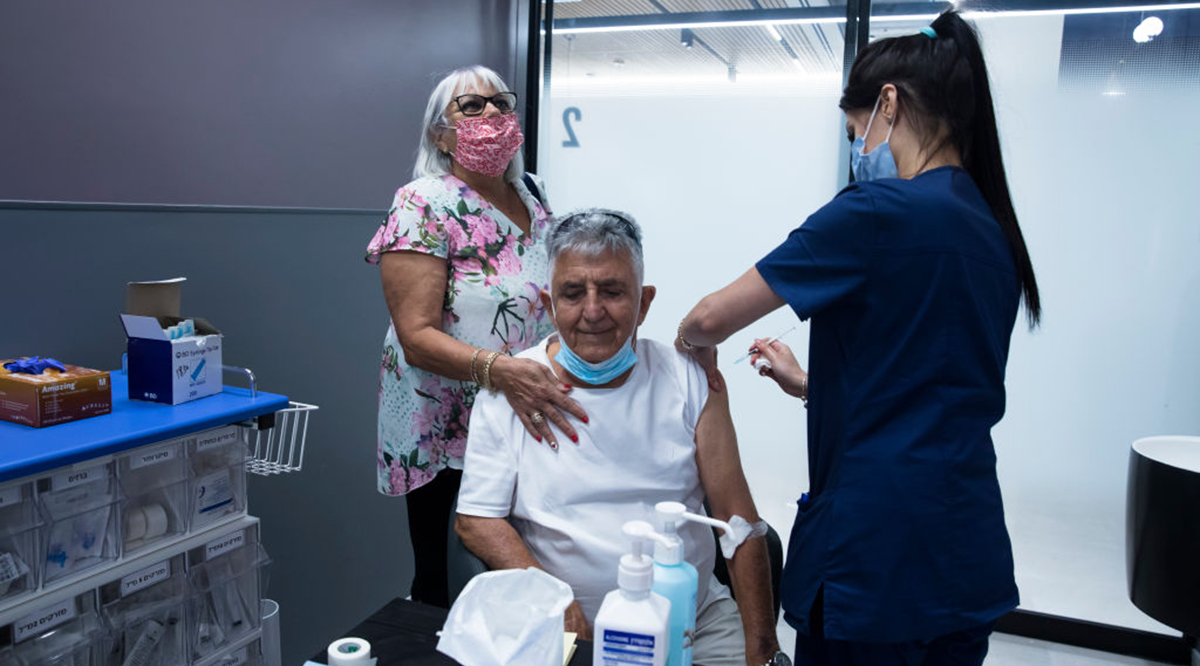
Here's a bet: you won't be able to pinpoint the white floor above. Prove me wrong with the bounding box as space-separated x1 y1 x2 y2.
774 622 1181 665
987 634 1178 666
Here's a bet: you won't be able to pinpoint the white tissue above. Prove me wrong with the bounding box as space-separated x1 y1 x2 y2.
437 568 574 666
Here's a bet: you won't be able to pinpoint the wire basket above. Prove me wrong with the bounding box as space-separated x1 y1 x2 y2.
246 401 318 476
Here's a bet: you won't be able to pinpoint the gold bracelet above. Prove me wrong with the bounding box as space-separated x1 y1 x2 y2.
677 321 696 351
481 351 502 392
469 348 483 385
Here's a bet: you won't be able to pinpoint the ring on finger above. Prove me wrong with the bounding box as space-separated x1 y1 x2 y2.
529 412 545 425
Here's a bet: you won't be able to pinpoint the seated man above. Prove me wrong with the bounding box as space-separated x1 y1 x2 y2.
456 209 782 666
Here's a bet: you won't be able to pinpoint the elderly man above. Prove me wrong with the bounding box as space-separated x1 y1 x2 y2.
455 209 785 666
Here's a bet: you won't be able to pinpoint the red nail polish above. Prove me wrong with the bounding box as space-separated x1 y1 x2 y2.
563 383 572 391
582 415 589 424
570 434 579 443
535 435 542 443
551 442 558 451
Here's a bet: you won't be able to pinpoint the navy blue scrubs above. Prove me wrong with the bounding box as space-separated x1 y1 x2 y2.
756 166 1021 646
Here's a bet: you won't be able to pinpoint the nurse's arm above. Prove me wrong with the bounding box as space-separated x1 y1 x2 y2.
454 514 593 639
682 267 785 348
694 386 779 665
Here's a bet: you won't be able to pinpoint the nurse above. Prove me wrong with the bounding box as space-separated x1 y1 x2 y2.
676 10 1040 666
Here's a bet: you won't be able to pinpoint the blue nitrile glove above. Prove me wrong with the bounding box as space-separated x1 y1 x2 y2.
4 356 67 374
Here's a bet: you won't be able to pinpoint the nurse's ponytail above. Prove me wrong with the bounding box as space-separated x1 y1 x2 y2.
841 10 1041 326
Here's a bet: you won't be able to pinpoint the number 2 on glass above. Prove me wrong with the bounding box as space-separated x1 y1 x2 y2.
562 107 582 148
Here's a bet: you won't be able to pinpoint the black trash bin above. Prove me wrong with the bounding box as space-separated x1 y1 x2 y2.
1127 435 1200 663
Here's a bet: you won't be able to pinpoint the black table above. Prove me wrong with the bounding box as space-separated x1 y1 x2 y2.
310 598 593 666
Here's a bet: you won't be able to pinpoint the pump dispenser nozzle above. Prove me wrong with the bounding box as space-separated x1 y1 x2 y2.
653 501 734 565
619 521 658 593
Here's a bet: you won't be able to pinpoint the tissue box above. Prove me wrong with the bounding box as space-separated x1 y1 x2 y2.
120 278 223 405
0 362 112 428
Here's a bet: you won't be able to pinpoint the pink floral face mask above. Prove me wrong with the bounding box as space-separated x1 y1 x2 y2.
452 114 524 177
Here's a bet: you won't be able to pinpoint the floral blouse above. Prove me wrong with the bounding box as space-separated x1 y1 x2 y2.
365 174 556 496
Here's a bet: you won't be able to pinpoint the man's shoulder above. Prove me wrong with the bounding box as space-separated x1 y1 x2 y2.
514 335 552 362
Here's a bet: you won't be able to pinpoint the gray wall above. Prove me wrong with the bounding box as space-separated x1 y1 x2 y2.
0 0 520 208
0 1 524 663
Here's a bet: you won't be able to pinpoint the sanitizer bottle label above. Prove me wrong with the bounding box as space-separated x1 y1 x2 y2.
600 630 657 665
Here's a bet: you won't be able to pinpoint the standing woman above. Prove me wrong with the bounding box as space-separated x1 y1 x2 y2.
677 11 1039 665
365 65 586 607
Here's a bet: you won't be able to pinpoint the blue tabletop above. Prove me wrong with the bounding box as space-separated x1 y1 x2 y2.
0 372 289 483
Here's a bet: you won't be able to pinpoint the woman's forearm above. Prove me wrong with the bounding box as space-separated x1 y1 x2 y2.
680 267 786 348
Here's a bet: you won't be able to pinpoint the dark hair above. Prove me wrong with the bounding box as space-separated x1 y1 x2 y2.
840 10 1041 327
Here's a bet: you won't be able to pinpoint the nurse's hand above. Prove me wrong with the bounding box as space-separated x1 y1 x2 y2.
751 338 808 399
564 601 593 641
677 342 725 393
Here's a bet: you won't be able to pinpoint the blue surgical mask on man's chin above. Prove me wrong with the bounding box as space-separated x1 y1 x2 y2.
850 96 898 182
555 334 638 385
550 297 640 386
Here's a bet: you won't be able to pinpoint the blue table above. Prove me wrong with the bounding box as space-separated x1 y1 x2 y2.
0 371 288 482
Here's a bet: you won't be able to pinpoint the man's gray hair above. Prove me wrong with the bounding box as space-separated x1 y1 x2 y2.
547 208 644 285
413 65 524 182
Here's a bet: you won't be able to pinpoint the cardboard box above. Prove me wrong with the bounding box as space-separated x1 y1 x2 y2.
119 278 223 405
0 361 112 428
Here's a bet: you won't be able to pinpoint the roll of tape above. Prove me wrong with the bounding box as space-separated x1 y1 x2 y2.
124 507 148 542
328 637 372 665
141 504 169 539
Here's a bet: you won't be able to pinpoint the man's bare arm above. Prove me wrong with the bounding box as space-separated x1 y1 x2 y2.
694 381 779 665
454 514 593 639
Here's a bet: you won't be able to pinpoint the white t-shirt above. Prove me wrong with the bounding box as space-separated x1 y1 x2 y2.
457 336 729 622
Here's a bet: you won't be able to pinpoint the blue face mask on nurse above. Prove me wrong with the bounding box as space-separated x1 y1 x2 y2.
850 95 899 182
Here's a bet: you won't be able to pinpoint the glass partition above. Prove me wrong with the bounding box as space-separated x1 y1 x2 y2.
866 3 1200 635
533 0 1200 647
536 0 852 563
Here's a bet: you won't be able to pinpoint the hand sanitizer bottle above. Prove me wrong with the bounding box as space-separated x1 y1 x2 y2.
594 521 672 666
652 502 699 666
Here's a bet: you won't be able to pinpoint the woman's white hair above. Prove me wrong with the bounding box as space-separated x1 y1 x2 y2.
413 65 525 182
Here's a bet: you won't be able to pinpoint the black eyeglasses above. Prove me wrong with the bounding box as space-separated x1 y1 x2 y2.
453 92 518 116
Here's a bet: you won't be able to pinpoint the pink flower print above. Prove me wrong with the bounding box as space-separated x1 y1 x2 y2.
492 235 521 276
443 435 467 461
417 374 442 397
443 215 469 252
465 214 499 246
407 192 427 209
521 282 545 320
411 404 440 436
484 275 501 287
424 216 440 237
450 256 484 277
406 464 437 490
388 458 409 494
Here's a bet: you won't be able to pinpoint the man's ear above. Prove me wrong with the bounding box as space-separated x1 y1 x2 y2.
637 285 657 325
539 289 555 326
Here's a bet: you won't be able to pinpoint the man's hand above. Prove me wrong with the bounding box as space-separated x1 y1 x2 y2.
564 601 593 641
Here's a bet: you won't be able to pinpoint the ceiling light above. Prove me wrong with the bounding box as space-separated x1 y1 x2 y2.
681 28 694 48
766 24 783 42
1133 16 1164 43
544 4 1200 35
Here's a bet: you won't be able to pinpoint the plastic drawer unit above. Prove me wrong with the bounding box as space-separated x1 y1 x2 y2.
117 439 192 556
99 552 189 666
1 590 112 666
35 461 122 587
0 479 42 604
186 521 269 662
186 427 250 531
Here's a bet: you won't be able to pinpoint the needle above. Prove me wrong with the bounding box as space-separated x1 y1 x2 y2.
733 325 797 364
